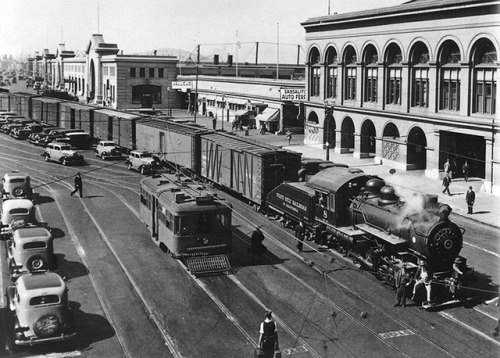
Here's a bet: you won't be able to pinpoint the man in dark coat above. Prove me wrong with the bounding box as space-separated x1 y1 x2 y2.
258 310 279 358
394 264 411 307
249 226 266 261
70 172 83 198
466 186 475 214
295 221 305 252
442 173 451 196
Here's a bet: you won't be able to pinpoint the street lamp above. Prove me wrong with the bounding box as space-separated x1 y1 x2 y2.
221 94 225 131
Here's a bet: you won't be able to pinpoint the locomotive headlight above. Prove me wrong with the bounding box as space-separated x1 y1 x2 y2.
412 236 416 244
443 239 453 249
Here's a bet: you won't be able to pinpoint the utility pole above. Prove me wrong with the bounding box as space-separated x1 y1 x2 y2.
276 23 280 80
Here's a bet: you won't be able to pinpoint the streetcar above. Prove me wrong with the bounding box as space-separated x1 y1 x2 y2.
139 172 233 275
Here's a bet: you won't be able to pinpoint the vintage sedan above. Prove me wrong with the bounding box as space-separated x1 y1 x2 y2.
42 142 84 166
1 199 36 240
5 272 76 346
6 226 57 279
1 172 33 201
126 150 157 174
95 140 122 160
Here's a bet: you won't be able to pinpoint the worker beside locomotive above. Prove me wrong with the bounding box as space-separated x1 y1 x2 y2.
266 166 471 306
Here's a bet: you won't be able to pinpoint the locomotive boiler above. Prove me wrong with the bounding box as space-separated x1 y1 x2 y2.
348 178 464 273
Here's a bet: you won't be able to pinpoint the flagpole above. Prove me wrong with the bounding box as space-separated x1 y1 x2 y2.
236 31 239 77
276 23 279 80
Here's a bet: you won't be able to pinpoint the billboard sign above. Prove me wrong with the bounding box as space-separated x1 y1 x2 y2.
171 81 193 90
280 88 306 102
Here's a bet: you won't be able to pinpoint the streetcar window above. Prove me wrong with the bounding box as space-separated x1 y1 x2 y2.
180 216 197 235
214 212 229 230
198 213 212 234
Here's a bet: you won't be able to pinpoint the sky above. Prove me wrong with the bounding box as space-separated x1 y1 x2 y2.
0 0 404 62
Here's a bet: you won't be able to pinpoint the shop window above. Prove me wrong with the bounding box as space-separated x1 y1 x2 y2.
132 85 162 104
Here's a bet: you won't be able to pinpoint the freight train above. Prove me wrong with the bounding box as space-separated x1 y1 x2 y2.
267 166 471 306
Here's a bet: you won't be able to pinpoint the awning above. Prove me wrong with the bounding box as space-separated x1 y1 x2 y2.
255 108 280 122
234 110 251 117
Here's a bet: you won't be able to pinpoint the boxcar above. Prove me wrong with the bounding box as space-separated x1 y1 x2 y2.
31 97 62 126
9 93 39 119
59 102 95 135
136 118 212 173
93 109 143 150
199 132 301 208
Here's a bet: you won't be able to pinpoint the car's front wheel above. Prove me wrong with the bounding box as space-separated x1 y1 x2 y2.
140 166 146 175
62 158 68 166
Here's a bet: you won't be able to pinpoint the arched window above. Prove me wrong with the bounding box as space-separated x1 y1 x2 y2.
439 41 461 111
472 39 496 115
325 47 338 99
411 43 430 108
364 45 378 103
309 48 321 97
344 47 357 101
386 44 402 104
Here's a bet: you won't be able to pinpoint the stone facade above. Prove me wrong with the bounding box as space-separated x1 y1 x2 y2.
301 0 500 193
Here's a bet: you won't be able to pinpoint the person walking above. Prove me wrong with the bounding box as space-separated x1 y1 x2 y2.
393 264 411 307
462 160 470 182
295 221 305 253
442 173 452 196
444 159 451 176
286 132 292 145
212 116 217 130
466 186 475 214
249 226 267 262
258 311 279 358
70 172 83 198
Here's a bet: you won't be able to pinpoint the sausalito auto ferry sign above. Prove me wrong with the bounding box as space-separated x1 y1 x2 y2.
280 88 306 101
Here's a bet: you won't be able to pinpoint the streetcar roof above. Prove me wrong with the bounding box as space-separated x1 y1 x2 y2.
140 174 230 214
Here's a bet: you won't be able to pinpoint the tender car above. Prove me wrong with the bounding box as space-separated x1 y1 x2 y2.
1 199 36 240
95 140 122 160
126 150 157 174
6 226 57 279
42 142 84 166
5 272 76 346
1 172 33 200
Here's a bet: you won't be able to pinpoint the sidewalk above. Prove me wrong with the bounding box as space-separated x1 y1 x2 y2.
173 109 500 230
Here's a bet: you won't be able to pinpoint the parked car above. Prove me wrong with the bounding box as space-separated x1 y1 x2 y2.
10 127 32 140
6 226 57 279
126 150 157 174
42 142 84 166
5 272 77 346
95 140 122 160
1 172 33 200
1 199 36 240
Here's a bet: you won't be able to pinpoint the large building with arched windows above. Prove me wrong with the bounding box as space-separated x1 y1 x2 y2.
301 0 499 193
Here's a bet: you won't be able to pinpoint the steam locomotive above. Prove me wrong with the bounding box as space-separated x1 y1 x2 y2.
267 166 470 305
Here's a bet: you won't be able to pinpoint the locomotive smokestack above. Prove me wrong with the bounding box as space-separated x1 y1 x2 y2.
439 204 452 221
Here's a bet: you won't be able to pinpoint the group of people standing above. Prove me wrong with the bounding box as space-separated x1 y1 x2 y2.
442 158 476 214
